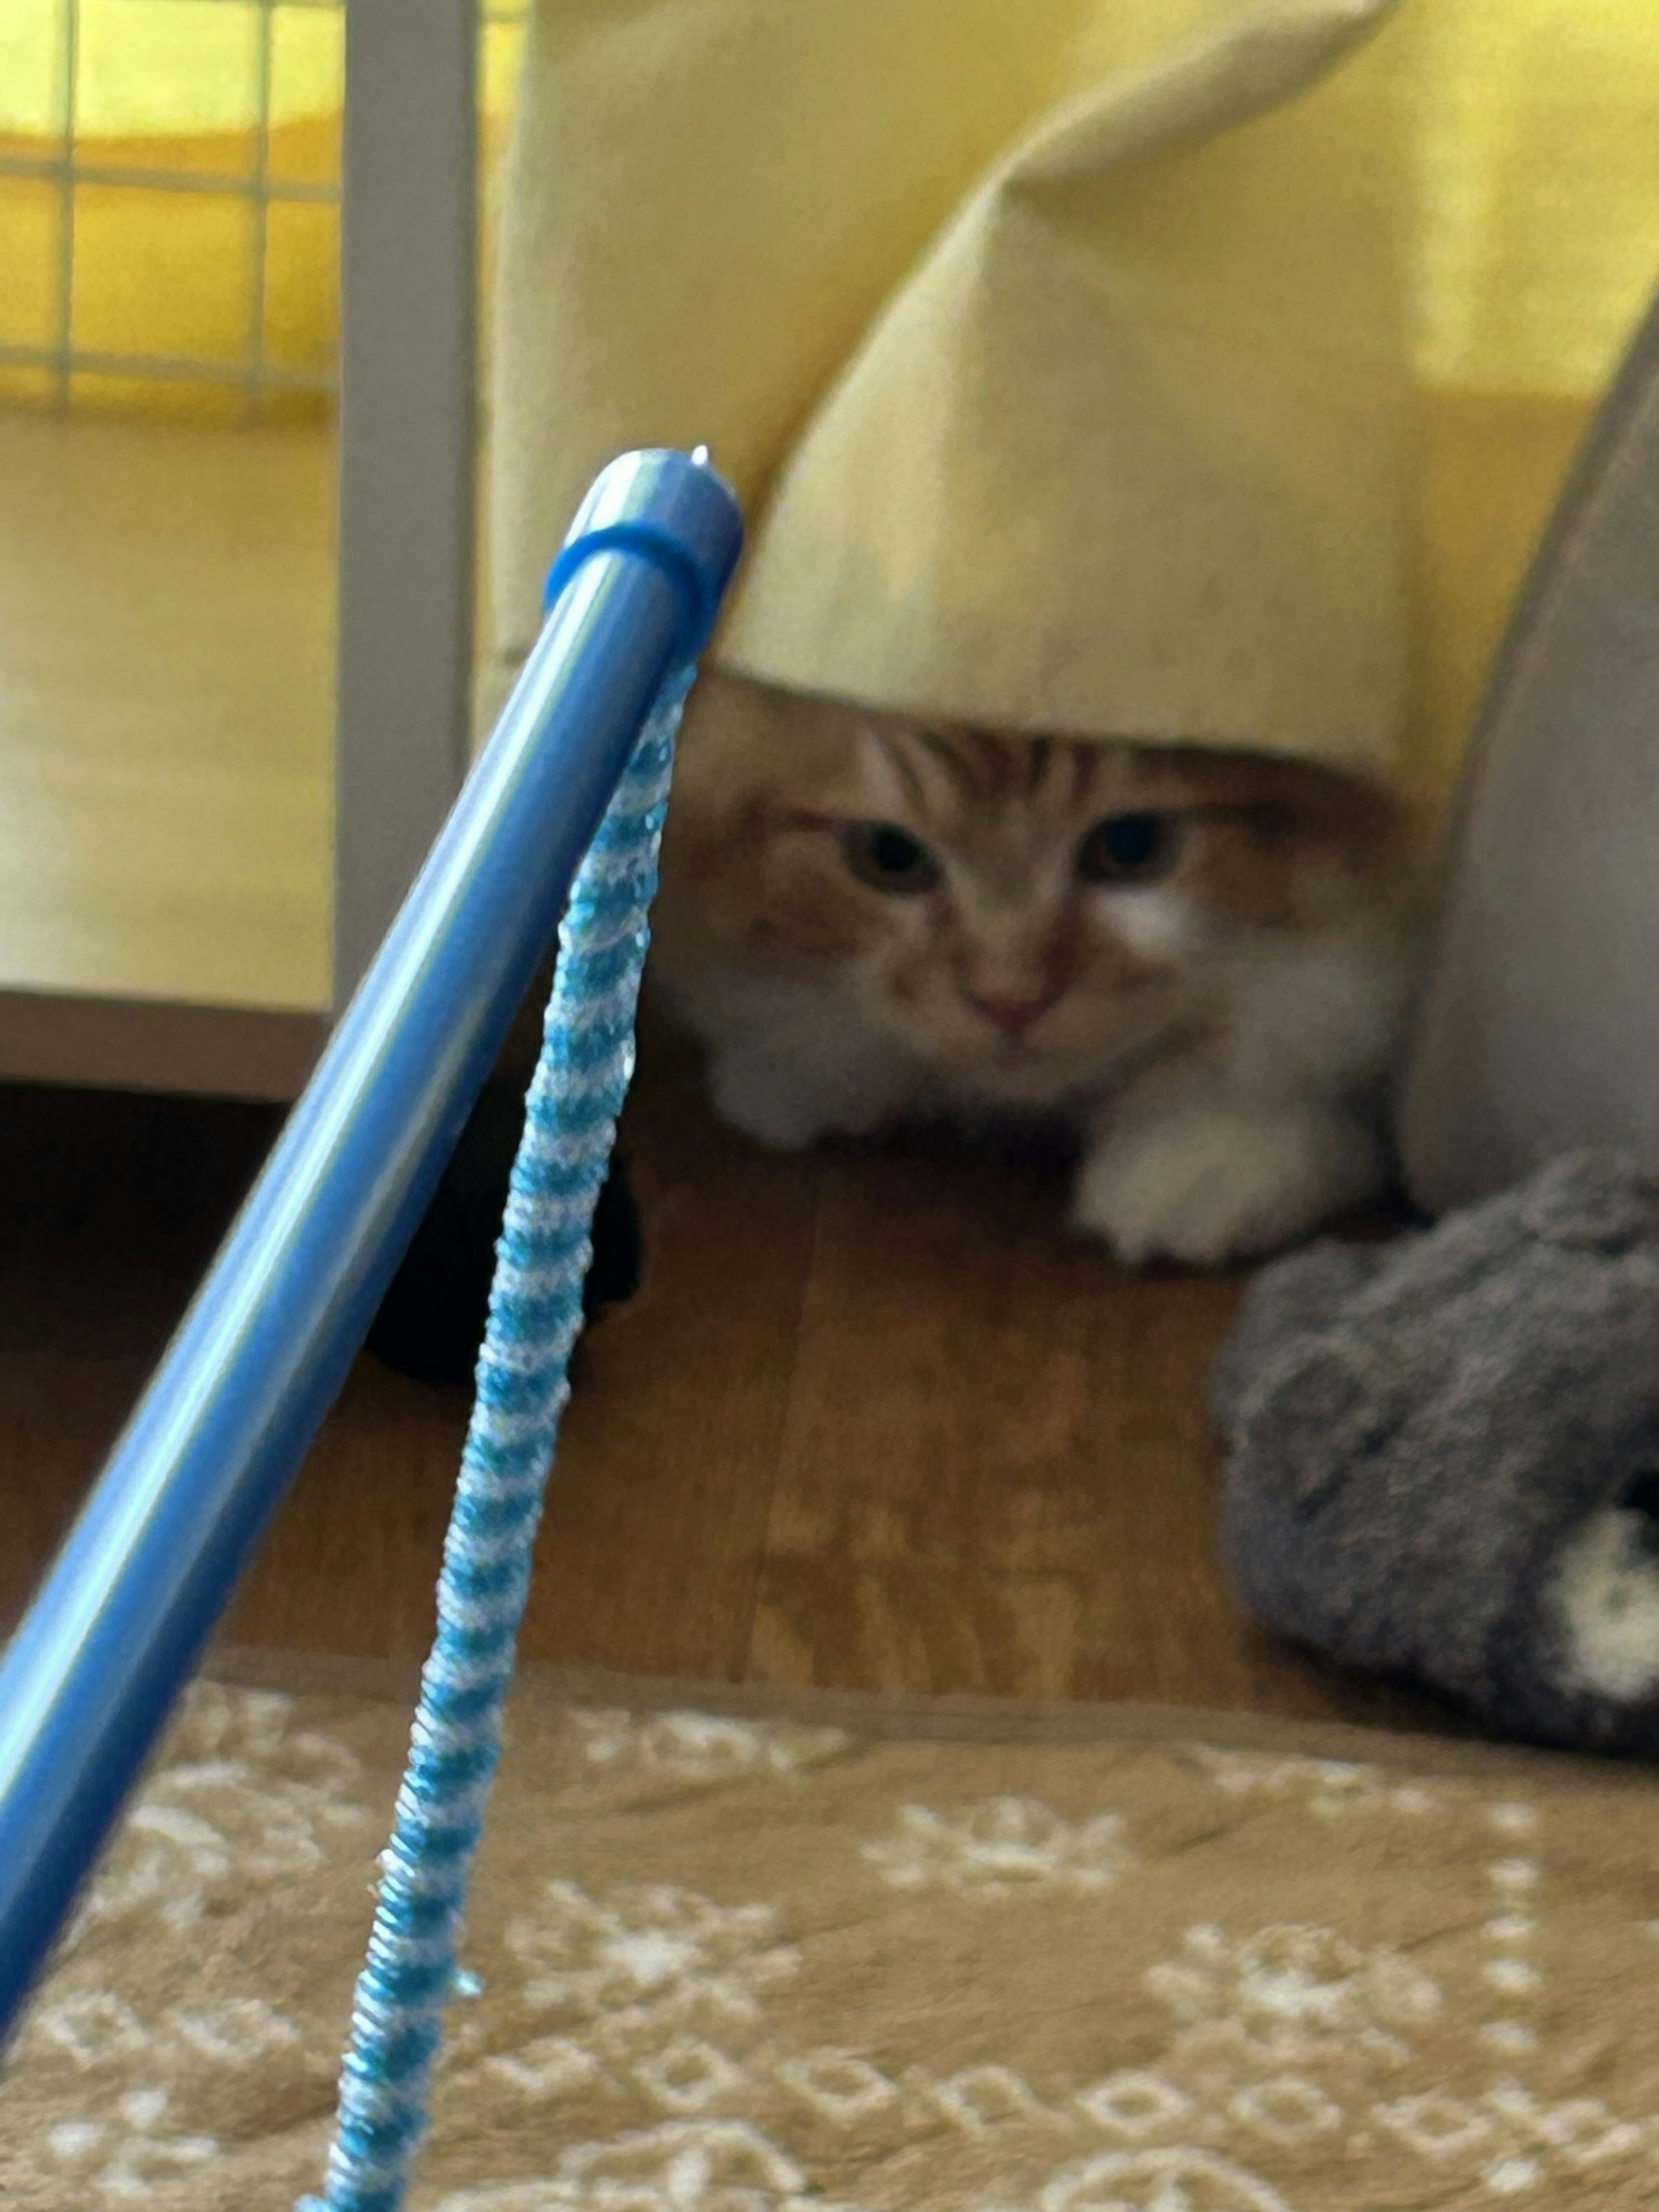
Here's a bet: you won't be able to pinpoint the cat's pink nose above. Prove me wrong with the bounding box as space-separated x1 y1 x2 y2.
968 983 1060 1040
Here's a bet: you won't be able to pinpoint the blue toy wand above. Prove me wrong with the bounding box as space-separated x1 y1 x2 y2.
299 596 698 2212
0 450 743 2060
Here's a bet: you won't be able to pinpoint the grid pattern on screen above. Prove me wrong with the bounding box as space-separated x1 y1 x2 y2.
0 0 522 420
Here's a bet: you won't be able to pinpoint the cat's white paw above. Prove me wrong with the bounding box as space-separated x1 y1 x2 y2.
707 1042 905 1151
708 1045 839 1149
1073 1103 1383 1266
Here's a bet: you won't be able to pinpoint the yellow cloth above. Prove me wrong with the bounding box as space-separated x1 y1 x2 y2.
493 0 1410 777
488 0 1659 792
721 3 1410 775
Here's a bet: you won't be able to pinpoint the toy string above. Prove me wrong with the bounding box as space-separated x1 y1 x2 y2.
299 666 690 2212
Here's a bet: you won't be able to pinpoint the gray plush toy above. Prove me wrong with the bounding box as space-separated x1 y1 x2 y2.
1214 1151 1659 1754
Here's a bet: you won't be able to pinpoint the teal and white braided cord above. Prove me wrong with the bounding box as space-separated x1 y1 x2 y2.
299 669 689 2212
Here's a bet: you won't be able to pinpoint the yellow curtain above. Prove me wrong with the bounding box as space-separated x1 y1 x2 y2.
1 0 1655 780
1400 0 1659 785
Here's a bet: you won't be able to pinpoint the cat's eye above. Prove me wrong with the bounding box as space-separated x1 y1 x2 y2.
843 821 941 895
1076 811 1182 885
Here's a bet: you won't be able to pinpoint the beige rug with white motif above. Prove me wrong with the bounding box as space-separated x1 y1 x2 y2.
3 1656 1657 2210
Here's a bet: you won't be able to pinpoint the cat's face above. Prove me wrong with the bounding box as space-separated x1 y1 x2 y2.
658 675 1405 1108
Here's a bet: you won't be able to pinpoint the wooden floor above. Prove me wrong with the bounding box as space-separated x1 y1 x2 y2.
0 1023 1445 1731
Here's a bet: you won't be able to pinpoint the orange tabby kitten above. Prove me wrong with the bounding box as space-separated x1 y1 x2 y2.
652 672 1422 1264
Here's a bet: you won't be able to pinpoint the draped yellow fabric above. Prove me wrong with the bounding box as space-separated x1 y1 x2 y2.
3 0 1656 786
483 0 1659 792
700 1 1417 781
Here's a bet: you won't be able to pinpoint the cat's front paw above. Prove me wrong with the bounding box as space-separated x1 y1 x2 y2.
706 1041 909 1151
707 1043 841 1150
1073 1104 1383 1267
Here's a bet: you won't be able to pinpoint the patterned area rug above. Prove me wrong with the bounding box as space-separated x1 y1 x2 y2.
3 1656 1657 2210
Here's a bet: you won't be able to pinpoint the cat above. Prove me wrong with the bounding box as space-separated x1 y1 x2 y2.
651 670 1425 1265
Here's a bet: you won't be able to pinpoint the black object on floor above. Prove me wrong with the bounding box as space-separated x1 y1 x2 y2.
366 1073 641 1388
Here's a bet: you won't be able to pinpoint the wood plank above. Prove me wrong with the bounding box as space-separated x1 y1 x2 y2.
745 1122 1432 1718
0 989 321 1100
0 1039 1449 1733
333 0 477 998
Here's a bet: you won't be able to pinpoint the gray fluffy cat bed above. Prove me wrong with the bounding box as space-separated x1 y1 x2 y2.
1214 1152 1659 1754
